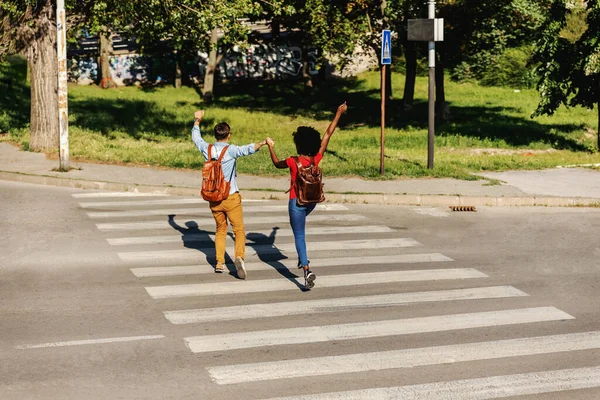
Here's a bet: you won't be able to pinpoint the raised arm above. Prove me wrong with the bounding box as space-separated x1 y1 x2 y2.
191 110 207 152
266 138 287 169
318 102 347 157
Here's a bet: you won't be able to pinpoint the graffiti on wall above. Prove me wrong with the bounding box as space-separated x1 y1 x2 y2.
68 44 320 85
200 44 319 80
109 55 147 85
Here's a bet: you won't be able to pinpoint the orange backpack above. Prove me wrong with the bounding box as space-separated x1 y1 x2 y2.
201 144 231 202
293 156 325 206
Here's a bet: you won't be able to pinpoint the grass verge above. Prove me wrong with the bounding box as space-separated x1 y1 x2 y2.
1 57 599 179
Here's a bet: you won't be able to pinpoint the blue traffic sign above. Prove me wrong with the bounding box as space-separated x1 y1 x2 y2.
381 30 391 65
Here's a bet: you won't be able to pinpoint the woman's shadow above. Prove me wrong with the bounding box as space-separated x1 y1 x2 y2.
167 214 236 275
247 227 307 291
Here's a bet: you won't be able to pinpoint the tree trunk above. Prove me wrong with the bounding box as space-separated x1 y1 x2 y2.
402 41 417 111
597 102 599 152
203 29 219 103
174 51 182 89
302 59 313 91
28 0 59 151
99 28 116 88
435 50 449 121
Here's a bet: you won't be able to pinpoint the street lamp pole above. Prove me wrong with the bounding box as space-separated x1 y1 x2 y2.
56 0 69 171
427 0 435 169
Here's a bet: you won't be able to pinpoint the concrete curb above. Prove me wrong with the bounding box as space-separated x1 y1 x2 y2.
2 170 599 208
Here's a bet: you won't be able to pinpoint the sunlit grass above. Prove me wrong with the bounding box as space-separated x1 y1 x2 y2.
2 56 599 179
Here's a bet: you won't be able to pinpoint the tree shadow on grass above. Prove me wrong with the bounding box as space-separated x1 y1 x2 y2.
0 57 30 131
69 97 198 140
212 78 589 152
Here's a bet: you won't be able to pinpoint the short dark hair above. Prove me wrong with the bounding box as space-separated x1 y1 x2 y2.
214 122 230 140
292 126 321 156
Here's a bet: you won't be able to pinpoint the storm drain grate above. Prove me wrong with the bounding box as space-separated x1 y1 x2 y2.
449 205 477 212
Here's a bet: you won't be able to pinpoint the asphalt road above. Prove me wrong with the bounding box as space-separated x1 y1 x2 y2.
2 180 600 400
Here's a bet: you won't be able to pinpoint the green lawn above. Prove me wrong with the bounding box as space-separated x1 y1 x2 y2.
2 57 599 180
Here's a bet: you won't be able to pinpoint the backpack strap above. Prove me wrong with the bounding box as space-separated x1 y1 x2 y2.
217 145 229 162
208 144 230 161
293 155 316 169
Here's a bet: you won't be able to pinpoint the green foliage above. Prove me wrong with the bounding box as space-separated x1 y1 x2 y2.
479 46 538 88
443 0 548 84
532 0 599 122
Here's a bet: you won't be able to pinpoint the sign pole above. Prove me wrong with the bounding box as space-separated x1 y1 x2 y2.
380 64 386 176
57 0 69 171
427 0 435 169
380 29 391 176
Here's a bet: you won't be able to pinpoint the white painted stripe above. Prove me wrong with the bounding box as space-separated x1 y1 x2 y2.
262 366 600 400
210 330 600 384
15 335 165 350
109 225 395 246
412 207 450 217
166 286 527 324
97 214 367 231
72 192 170 198
88 204 348 218
131 253 453 277
146 268 487 299
185 307 573 353
119 238 420 263
79 198 266 208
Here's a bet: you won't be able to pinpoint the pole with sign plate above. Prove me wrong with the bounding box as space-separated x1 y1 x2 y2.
380 29 391 176
407 1 443 169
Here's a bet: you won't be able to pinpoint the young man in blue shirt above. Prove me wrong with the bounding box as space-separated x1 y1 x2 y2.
192 110 268 279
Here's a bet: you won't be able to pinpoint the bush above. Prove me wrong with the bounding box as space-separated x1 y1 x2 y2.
478 46 537 88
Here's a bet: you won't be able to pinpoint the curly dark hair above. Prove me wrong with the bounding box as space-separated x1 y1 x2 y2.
214 122 230 140
292 126 321 156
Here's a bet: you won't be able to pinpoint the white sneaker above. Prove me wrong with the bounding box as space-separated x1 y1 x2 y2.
234 257 247 280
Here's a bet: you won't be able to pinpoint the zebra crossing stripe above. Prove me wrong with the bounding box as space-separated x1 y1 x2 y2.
209 330 600 384
260 365 600 400
165 286 527 325
130 253 453 277
119 238 421 263
15 335 165 350
185 307 573 353
108 225 396 246
72 192 170 198
79 198 267 208
87 204 348 218
146 268 487 299
96 214 367 231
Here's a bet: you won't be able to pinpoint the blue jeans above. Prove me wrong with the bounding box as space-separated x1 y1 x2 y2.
288 199 316 267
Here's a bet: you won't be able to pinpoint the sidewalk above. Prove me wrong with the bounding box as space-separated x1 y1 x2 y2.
2 142 600 207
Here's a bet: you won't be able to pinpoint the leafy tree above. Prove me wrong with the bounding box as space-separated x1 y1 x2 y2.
1 0 62 150
532 0 600 149
0 0 128 149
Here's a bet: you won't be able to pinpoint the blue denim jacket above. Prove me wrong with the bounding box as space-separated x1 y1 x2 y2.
192 125 257 195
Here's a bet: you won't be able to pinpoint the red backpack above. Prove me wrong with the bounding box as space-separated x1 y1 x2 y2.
201 144 231 202
293 156 325 206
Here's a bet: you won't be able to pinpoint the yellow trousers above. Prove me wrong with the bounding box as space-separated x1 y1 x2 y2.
209 192 245 265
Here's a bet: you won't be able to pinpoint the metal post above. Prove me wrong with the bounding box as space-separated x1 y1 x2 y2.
380 64 386 176
427 0 435 169
56 0 69 171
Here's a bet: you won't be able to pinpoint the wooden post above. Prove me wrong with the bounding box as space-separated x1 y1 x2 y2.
380 64 386 176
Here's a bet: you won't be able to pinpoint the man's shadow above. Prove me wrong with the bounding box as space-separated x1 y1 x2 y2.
168 214 236 275
247 227 306 291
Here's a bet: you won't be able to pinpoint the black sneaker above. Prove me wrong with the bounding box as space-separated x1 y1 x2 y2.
298 259 310 269
304 269 316 289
